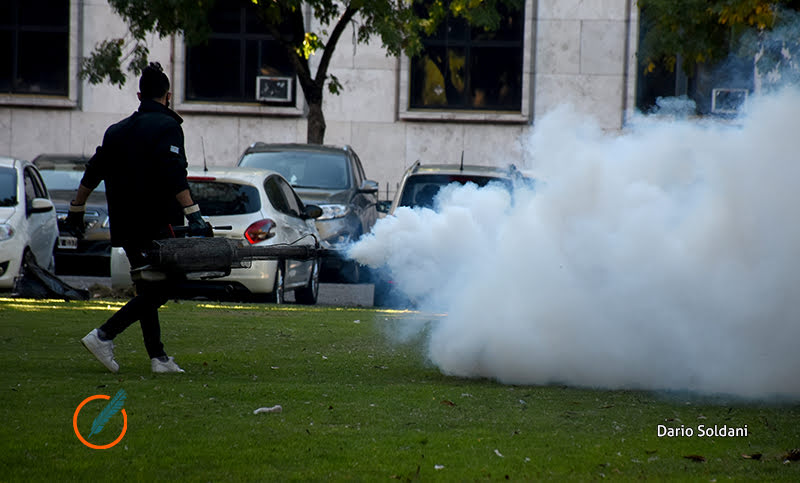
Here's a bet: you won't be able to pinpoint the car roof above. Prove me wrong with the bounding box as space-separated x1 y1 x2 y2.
242 142 351 156
405 162 523 179
0 156 28 170
187 166 283 185
32 153 90 164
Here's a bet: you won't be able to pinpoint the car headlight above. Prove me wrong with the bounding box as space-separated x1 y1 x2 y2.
317 204 350 220
0 224 14 241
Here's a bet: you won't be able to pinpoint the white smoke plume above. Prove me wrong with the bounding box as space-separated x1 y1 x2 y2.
348 88 800 400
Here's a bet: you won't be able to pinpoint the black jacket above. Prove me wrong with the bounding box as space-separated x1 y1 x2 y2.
81 99 189 246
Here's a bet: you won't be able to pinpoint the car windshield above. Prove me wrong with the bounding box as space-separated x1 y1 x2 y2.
37 162 106 192
240 151 349 190
0 167 17 207
399 174 513 209
189 180 261 216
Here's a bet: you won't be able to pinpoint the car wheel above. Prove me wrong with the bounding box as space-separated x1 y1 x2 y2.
295 258 320 305
268 261 285 304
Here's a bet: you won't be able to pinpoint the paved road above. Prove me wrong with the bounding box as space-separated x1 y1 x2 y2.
60 276 375 308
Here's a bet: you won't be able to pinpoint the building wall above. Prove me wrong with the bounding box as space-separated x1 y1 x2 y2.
0 0 638 200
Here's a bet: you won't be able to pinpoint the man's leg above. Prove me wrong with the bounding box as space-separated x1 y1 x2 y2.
135 279 184 373
83 243 171 372
134 282 169 359
83 284 168 372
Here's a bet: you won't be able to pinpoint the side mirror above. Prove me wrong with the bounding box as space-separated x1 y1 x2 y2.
30 198 54 214
376 200 392 214
359 179 379 194
303 204 323 219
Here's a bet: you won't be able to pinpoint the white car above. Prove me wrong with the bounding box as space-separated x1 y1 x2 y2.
111 167 324 304
0 156 59 290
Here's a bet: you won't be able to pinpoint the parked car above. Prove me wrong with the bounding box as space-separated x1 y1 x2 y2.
386 161 532 214
0 156 58 290
111 167 323 304
31 153 111 276
237 143 379 282
373 161 534 307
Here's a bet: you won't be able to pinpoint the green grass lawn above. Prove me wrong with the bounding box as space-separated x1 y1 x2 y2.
1 297 799 481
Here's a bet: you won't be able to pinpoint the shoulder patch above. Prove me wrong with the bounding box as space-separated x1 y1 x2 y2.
170 145 180 154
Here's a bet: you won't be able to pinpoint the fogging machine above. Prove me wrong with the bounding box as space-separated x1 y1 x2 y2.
131 227 335 282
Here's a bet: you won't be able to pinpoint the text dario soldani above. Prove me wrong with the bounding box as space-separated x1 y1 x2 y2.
658 423 748 438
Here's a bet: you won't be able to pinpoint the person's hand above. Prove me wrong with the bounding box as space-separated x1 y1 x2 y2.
63 202 86 238
184 204 213 237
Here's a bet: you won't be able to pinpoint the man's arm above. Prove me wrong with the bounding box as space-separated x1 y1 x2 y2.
72 183 94 206
176 188 194 208
65 145 106 236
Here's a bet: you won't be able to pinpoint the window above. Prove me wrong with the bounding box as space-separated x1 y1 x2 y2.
409 1 524 111
24 166 48 215
0 0 69 96
264 176 291 215
185 0 295 105
635 5 753 116
399 174 512 209
241 150 349 190
276 177 303 218
189 180 261 216
0 167 17 207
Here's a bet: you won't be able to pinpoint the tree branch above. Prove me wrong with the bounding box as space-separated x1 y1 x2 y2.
315 5 358 85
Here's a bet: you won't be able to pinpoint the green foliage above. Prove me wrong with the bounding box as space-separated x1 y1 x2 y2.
79 38 125 87
327 73 342 95
638 0 800 75
2 298 800 480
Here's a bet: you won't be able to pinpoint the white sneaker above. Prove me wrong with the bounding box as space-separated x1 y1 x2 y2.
81 329 119 373
151 356 185 373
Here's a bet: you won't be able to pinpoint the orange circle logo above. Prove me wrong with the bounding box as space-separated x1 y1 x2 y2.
73 394 128 449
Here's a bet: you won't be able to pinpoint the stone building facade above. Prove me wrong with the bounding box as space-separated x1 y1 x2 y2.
1 0 639 199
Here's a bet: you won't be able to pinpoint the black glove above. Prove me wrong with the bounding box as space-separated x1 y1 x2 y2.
184 204 213 237
63 202 86 238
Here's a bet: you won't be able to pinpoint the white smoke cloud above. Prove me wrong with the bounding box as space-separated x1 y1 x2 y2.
348 88 800 400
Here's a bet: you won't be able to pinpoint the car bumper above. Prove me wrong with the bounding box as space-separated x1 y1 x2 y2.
55 239 111 275
0 236 25 290
315 214 361 245
0 257 22 289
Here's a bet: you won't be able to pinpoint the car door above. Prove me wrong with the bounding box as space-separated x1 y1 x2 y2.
23 166 57 267
350 152 377 234
264 175 313 287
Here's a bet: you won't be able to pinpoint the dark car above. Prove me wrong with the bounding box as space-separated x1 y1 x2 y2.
237 143 379 282
32 154 111 276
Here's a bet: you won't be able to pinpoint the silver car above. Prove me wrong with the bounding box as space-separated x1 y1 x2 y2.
237 143 379 282
373 161 533 307
112 167 323 304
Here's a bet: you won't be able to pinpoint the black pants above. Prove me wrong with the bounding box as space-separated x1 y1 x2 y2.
99 243 172 359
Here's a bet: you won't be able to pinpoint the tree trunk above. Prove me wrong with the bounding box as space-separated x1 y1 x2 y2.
306 100 326 145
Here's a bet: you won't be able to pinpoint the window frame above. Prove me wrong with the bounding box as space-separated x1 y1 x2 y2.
398 0 534 123
173 3 305 117
0 0 79 108
276 176 304 218
24 165 48 216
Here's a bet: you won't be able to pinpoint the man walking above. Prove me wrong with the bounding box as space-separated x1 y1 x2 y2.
68 62 209 373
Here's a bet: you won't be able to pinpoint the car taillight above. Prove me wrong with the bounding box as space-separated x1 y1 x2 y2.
244 219 276 244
